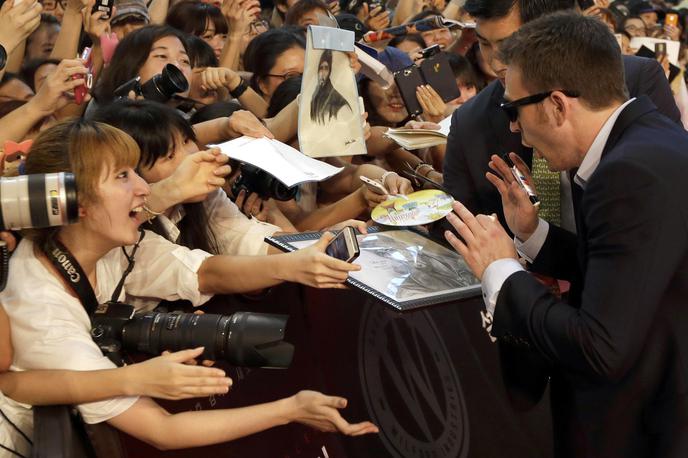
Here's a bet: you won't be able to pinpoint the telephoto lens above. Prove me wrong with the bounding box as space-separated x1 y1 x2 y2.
0 172 78 230
139 64 189 103
121 311 295 368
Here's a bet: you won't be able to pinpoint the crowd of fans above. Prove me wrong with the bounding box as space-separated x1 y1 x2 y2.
0 0 686 454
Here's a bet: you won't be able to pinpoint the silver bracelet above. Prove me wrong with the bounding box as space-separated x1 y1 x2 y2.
414 162 435 177
380 171 399 187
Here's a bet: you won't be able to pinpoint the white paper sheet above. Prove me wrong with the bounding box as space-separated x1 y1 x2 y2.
438 115 452 137
630 37 680 65
210 137 343 187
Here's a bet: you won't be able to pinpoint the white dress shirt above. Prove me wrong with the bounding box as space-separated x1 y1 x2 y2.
481 98 635 317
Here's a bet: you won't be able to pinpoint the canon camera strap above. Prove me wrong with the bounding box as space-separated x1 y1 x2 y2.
42 230 146 315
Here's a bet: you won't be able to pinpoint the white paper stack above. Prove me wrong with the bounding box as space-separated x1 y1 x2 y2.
210 137 343 187
383 115 453 150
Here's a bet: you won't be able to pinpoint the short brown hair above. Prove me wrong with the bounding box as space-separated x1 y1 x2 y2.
498 11 628 109
25 119 140 207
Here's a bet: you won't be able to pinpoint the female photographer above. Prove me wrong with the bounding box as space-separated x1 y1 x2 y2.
92 25 194 108
0 118 376 454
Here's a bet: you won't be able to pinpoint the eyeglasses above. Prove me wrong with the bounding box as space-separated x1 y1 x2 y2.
41 0 66 10
249 19 270 35
265 71 302 81
500 90 579 122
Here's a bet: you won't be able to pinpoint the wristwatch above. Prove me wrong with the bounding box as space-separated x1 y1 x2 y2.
229 77 249 99
0 45 7 72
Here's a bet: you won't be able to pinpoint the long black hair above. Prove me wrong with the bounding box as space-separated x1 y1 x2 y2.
166 1 228 37
91 99 221 254
309 50 351 124
93 25 190 104
243 28 306 95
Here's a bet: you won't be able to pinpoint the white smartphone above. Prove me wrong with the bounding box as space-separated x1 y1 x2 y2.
360 175 388 195
325 226 360 263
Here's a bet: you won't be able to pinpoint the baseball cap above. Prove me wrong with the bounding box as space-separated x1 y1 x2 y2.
111 0 150 26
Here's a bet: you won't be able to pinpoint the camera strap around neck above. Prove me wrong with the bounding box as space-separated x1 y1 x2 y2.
42 230 146 316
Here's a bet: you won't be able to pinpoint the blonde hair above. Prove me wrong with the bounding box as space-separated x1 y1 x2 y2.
25 119 140 206
23 119 140 243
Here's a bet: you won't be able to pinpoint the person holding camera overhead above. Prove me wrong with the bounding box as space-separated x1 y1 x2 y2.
0 118 378 455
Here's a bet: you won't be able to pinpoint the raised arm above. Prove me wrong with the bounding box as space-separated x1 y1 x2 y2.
50 0 87 61
0 0 42 80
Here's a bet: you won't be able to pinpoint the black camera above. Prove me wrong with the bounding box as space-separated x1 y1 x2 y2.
113 64 189 103
420 44 441 59
230 163 297 202
344 0 384 14
91 302 295 368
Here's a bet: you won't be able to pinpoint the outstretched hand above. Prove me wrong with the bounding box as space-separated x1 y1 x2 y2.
285 232 361 289
289 390 379 436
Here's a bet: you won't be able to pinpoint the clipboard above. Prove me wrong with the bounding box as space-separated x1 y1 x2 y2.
265 227 481 311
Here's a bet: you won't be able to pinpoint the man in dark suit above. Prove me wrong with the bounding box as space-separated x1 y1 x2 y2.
442 0 681 228
444 11 688 458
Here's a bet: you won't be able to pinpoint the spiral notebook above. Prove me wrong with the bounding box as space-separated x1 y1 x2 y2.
265 227 481 311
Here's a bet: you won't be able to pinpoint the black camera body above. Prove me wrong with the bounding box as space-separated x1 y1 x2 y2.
114 64 189 103
90 302 294 368
420 44 441 59
90 302 136 358
231 163 297 202
344 0 384 14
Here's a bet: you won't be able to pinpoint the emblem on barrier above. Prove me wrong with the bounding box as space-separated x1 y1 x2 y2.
358 301 470 458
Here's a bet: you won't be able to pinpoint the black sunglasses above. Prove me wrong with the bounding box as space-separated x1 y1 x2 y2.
500 90 579 122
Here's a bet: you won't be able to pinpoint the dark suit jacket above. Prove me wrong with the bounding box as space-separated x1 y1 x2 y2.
493 96 688 458
442 55 681 227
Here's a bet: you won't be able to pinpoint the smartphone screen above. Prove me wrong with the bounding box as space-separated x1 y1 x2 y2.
326 227 360 262
360 176 388 195
655 42 668 62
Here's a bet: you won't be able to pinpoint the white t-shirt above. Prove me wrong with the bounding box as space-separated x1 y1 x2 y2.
0 231 213 451
158 189 279 257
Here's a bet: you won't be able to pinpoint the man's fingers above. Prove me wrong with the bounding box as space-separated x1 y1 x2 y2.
486 171 509 197
475 213 498 231
444 230 469 258
509 152 532 179
445 213 475 247
450 201 483 239
488 154 515 184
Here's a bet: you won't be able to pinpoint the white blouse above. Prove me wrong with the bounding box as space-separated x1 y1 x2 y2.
0 231 213 450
